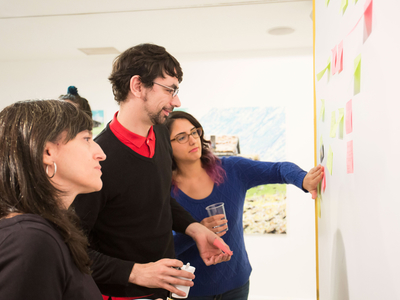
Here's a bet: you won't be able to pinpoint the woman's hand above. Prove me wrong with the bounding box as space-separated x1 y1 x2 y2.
303 164 324 199
200 214 228 237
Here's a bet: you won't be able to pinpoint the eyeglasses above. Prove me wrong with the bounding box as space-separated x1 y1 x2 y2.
153 82 179 97
171 128 203 144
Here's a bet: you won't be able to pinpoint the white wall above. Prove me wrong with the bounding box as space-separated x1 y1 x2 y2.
0 48 316 300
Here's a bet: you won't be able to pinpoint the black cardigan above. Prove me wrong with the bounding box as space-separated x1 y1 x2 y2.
0 214 102 300
74 124 196 298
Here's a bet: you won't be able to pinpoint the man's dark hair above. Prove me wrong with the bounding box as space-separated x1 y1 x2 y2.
108 43 183 103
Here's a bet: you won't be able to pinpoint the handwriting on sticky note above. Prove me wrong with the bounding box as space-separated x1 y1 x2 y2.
346 99 353 134
347 140 354 173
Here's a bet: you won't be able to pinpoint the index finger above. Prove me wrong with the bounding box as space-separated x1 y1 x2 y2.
213 238 233 255
159 258 184 268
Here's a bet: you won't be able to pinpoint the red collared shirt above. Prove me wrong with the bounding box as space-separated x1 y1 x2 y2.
109 112 155 158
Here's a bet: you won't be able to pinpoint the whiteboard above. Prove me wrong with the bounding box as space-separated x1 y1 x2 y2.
314 0 400 299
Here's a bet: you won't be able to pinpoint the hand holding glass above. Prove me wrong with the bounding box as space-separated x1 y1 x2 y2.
205 202 228 234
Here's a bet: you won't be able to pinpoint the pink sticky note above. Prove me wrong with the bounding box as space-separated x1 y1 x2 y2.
364 0 373 37
346 99 353 134
337 41 343 73
322 170 326 192
347 140 354 173
213 238 233 255
331 45 338 75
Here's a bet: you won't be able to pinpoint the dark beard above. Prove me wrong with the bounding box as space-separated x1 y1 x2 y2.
148 109 166 125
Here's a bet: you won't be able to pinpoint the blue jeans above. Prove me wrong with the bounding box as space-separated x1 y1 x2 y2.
184 280 249 300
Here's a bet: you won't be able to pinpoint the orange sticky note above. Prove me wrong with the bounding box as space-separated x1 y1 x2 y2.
337 41 343 73
331 45 338 75
213 239 233 255
364 0 373 40
346 99 353 134
347 140 354 173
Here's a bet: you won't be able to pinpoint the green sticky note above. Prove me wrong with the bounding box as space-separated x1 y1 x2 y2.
330 111 337 138
338 108 344 139
317 58 331 81
317 68 327 81
327 146 333 175
319 99 325 121
354 0 358 3
354 54 361 95
326 0 331 6
340 0 348 14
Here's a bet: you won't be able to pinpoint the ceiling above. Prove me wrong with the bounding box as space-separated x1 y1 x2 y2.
0 0 313 61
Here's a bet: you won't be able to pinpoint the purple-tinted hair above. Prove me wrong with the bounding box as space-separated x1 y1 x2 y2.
164 111 226 192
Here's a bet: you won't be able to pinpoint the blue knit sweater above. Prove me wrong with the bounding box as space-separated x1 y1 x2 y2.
172 156 308 296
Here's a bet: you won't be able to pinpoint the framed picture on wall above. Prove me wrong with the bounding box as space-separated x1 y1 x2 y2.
200 106 287 234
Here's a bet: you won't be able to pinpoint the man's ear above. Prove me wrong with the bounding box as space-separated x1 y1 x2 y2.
43 141 57 166
130 75 143 98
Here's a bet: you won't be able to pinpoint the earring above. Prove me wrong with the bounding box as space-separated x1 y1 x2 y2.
46 162 57 179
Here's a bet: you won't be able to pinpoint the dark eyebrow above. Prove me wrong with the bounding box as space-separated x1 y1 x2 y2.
82 129 92 136
175 126 196 136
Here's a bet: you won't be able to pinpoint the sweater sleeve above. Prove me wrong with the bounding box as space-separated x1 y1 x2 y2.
173 230 197 256
225 156 308 192
74 191 134 286
0 227 65 300
170 196 198 233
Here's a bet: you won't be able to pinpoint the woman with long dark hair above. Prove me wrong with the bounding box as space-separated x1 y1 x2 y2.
0 100 106 299
164 111 323 300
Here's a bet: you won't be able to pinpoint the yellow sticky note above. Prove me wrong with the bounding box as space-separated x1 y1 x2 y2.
317 58 331 81
317 67 327 81
330 111 337 138
318 197 322 218
354 54 361 95
327 146 333 175
319 99 325 121
340 0 348 14
338 108 344 139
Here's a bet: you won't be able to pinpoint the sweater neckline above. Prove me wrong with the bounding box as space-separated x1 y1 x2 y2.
106 122 160 162
175 183 216 203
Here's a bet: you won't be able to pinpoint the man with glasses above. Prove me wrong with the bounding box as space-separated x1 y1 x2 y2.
74 44 232 300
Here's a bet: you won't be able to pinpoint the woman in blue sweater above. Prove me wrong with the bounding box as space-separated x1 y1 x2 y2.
164 111 323 300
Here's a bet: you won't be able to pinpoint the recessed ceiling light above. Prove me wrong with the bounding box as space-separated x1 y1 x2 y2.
78 47 120 55
267 27 295 36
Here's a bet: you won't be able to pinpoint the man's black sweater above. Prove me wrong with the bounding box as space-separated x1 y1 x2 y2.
74 124 196 298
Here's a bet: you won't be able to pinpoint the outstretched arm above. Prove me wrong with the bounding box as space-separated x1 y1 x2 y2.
185 222 232 265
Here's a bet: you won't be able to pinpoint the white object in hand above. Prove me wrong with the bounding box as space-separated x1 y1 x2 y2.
171 263 196 299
